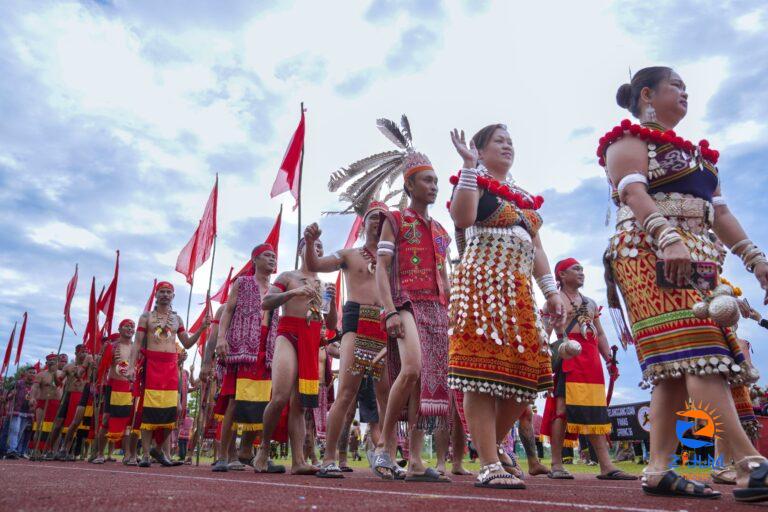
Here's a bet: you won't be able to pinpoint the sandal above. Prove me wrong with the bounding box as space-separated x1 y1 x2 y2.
548 469 574 479
734 457 768 502
710 466 736 485
316 462 345 479
642 470 720 499
474 462 525 489
405 467 451 483
371 452 395 481
339 464 353 473
227 461 246 471
597 469 638 481
253 459 287 474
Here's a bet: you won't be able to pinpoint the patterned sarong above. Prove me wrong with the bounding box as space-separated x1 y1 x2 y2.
388 300 450 431
61 391 83 434
106 379 133 441
347 303 387 380
732 384 760 440
139 350 178 430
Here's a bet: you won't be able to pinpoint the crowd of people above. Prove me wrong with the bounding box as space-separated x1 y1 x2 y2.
3 65 768 503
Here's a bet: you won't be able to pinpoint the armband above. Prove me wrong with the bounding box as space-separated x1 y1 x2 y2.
617 173 648 196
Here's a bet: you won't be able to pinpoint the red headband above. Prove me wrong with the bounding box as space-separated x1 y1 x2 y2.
252 243 275 259
156 281 174 292
119 319 135 329
46 353 58 362
364 201 388 220
555 258 580 279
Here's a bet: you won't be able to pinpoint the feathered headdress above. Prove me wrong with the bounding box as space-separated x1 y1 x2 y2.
327 115 431 216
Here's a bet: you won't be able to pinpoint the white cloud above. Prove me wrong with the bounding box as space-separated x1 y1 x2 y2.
27 221 107 252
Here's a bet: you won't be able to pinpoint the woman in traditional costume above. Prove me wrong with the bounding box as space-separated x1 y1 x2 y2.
601 66 768 501
447 124 565 489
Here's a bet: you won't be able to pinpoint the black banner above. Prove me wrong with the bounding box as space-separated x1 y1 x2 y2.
608 401 651 441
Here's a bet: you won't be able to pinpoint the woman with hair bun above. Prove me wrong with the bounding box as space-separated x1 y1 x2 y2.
601 66 768 501
447 124 565 489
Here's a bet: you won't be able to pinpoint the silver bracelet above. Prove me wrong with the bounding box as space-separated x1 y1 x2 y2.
536 274 558 298
377 241 395 257
456 168 479 192
731 239 752 255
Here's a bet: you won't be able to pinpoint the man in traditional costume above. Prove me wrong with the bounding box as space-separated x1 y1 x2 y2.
541 258 636 481
29 354 64 457
133 281 208 467
91 320 136 464
303 201 391 478
52 345 93 460
210 243 282 472
373 117 452 482
251 238 337 474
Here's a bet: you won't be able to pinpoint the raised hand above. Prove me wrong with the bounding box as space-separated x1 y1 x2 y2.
450 129 479 168
304 223 322 244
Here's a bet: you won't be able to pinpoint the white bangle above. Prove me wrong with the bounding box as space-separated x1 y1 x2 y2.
456 168 479 192
617 173 648 197
712 195 726 207
377 240 395 257
536 274 558 298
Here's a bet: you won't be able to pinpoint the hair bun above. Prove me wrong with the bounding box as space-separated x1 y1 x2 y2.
616 83 632 109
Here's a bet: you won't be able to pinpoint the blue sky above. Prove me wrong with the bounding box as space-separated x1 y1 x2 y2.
1 1 767 406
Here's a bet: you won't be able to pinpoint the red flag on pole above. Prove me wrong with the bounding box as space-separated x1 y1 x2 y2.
14 312 28 366
1 322 16 376
98 250 120 336
270 111 305 209
190 296 213 357
175 178 218 284
64 264 79 335
211 206 283 303
144 278 158 313
83 277 100 355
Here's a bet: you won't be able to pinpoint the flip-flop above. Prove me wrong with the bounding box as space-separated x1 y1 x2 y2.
254 459 287 474
371 452 395 481
316 463 345 479
393 466 407 480
597 469 638 481
711 467 736 485
339 465 354 473
227 461 246 471
405 467 451 483
548 469 574 479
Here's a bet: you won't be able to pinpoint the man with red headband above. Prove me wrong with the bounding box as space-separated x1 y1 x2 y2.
303 201 392 478
52 345 93 460
29 353 64 457
251 237 338 474
373 152 452 482
133 281 209 467
208 242 282 472
541 258 635 481
91 320 136 464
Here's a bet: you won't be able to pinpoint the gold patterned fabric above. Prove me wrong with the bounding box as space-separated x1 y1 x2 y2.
448 198 552 401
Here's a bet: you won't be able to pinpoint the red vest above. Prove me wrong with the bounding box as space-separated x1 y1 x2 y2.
383 208 451 306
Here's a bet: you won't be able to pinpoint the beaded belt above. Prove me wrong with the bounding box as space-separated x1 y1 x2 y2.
465 225 532 244
616 193 714 227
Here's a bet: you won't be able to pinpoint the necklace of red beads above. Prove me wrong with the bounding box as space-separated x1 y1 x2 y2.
448 171 544 210
596 119 720 167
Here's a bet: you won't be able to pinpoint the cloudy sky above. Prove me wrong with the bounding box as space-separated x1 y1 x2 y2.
1 0 767 405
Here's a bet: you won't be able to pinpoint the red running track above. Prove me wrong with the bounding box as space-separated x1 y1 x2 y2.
0 460 759 511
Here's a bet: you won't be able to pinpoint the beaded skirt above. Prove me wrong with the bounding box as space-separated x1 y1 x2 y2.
448 225 552 401
608 193 755 388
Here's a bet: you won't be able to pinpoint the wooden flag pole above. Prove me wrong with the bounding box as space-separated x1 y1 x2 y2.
295 102 305 269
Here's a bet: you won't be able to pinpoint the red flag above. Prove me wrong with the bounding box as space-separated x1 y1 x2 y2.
96 342 113 385
270 110 305 209
210 266 234 304
33 360 41 372
190 296 213 357
98 250 120 336
144 278 158 313
211 206 283 303
14 312 28 366
175 177 218 284
64 264 79 335
1 322 16 376
83 277 100 355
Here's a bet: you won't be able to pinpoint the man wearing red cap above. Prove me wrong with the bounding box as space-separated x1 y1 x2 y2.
29 354 64 457
374 152 452 482
251 237 337 474
541 258 635 481
133 281 209 467
303 201 392 478
52 345 93 460
92 320 136 464
209 243 281 472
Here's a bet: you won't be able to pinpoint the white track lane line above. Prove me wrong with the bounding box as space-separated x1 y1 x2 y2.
4 463 687 512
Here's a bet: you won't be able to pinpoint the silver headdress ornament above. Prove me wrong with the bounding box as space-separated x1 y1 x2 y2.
327 115 431 216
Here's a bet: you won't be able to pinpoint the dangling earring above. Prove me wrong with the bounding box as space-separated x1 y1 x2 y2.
645 103 657 122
